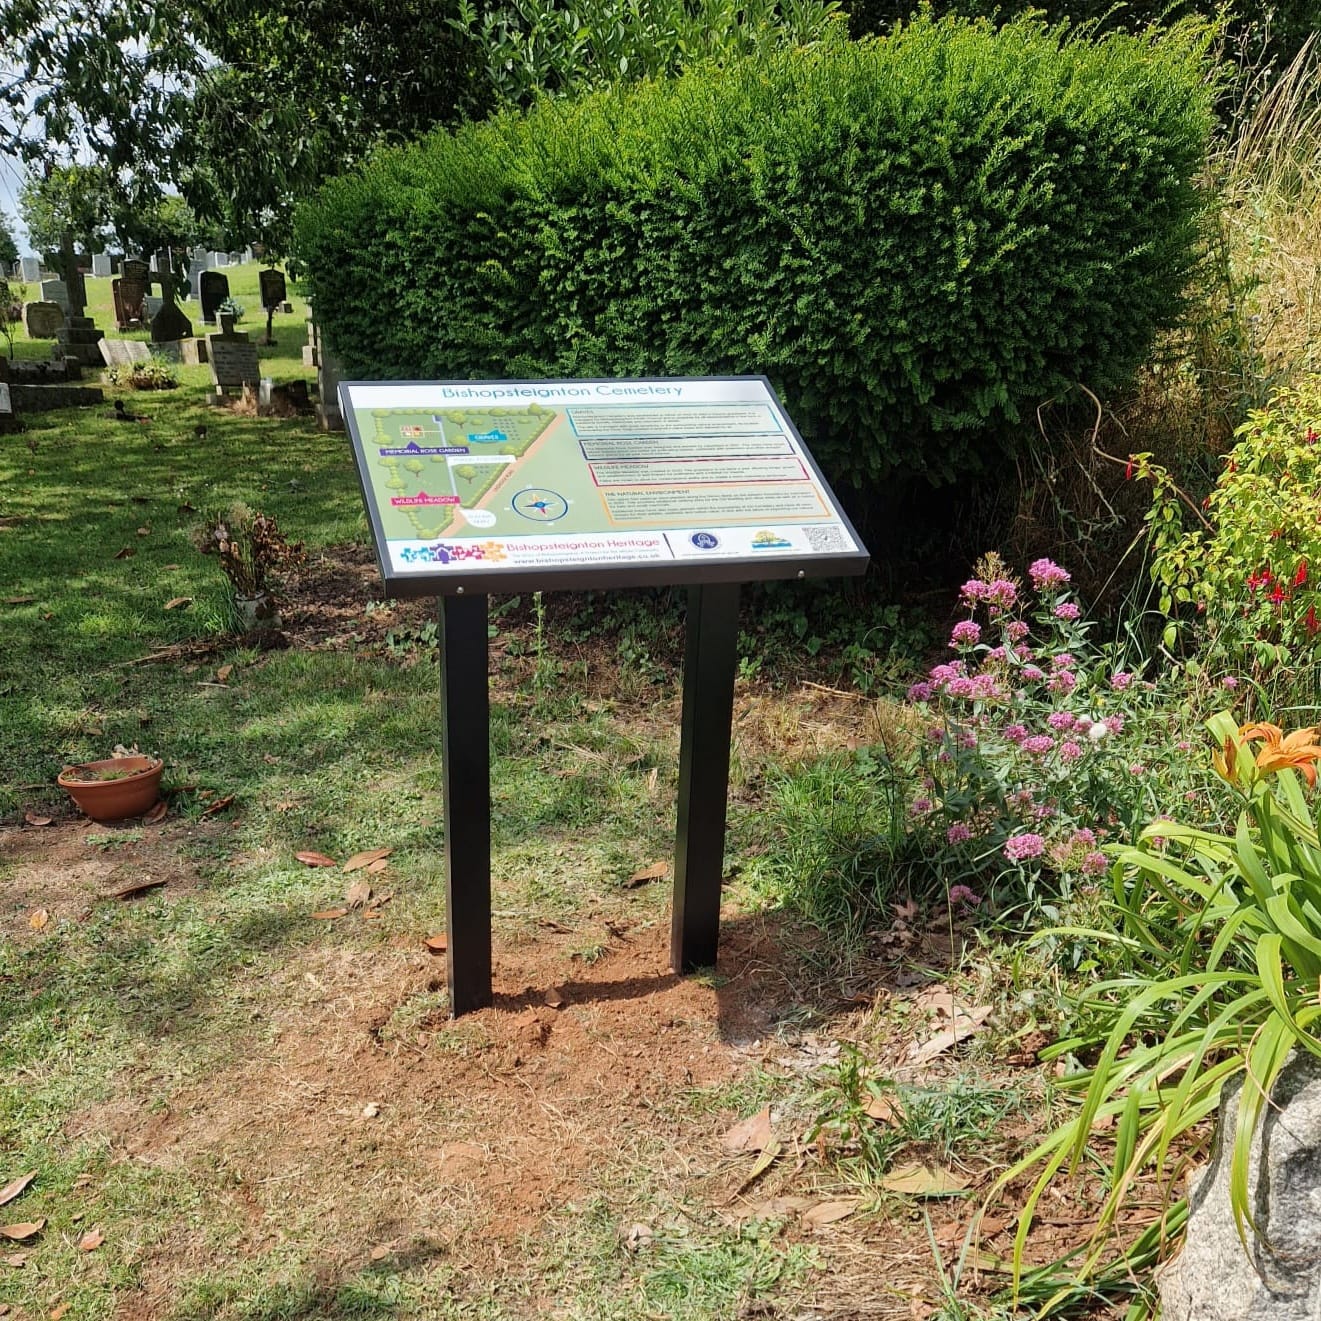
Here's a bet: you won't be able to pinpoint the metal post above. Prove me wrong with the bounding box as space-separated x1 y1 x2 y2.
440 593 492 1015
671 582 740 973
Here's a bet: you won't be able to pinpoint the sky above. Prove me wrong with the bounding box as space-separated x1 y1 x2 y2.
1 155 31 253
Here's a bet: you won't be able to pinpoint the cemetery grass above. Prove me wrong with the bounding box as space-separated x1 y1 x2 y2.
1 347 1130 1320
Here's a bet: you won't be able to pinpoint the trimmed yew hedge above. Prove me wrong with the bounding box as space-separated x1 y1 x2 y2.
295 16 1215 498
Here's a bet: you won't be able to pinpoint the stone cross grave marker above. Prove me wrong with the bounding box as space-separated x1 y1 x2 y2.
207 312 260 393
199 270 229 325
144 252 194 344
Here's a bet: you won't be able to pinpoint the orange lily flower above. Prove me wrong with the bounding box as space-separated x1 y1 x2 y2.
1240 722 1321 787
1212 733 1239 784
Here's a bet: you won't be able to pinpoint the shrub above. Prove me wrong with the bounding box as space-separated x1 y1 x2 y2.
295 17 1215 511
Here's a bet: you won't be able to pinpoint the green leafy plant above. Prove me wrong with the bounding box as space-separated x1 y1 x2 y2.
215 295 245 323
993 711 1321 1306
1147 375 1321 673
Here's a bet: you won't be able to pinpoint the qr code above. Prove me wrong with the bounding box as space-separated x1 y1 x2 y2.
803 525 847 552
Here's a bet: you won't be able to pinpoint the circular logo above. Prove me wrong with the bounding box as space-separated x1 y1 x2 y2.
461 508 496 528
690 531 720 550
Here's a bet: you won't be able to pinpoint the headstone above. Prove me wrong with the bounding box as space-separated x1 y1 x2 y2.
207 314 260 392
59 232 86 319
91 253 112 278
1159 1053 1321 1320
116 261 149 329
23 302 66 338
180 337 208 366
19 257 40 284
145 295 164 321
151 300 193 344
211 251 228 267
40 279 70 314
317 341 343 432
188 255 208 302
259 269 287 311
98 339 152 367
199 270 229 324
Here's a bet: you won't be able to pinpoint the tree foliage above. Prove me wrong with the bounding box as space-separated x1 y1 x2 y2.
0 212 17 267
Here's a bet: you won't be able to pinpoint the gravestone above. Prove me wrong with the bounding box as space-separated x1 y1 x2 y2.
199 270 229 324
23 302 66 338
116 260 149 329
40 279 69 314
91 253 112 278
302 305 320 368
211 251 228 267
207 313 260 394
259 269 287 311
150 299 193 344
188 255 208 302
145 295 163 321
99 339 152 367
20 257 41 283
259 268 287 344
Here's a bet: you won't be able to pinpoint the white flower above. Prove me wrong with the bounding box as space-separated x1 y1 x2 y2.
1087 721 1109 742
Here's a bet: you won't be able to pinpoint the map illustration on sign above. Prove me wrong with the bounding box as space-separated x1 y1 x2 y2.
341 377 867 591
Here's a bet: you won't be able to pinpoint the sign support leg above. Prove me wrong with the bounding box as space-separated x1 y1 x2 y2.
441 593 492 1016
672 582 740 973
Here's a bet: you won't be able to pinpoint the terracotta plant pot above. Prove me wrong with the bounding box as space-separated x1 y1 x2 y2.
57 755 164 822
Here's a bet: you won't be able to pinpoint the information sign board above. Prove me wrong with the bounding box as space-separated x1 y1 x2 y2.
340 376 867 595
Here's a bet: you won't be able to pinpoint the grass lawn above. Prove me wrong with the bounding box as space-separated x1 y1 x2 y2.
0 287 1102 1320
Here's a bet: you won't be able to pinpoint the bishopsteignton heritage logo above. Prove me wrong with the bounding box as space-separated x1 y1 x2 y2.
689 531 720 550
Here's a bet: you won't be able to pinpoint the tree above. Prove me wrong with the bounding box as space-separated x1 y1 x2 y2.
0 0 483 256
0 212 17 267
18 164 116 257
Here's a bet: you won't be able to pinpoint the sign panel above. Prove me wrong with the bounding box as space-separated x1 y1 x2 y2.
340 377 868 595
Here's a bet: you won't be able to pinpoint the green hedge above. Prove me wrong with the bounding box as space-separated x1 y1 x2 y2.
295 17 1215 499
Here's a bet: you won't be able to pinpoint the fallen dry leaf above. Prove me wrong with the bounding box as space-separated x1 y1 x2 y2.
296 851 338 868
0 1220 45 1241
361 1102 380 1119
369 1244 390 1261
345 880 372 909
623 1223 653 1251
802 1199 859 1230
543 989 566 1009
28 910 48 931
746 1196 815 1218
879 1163 970 1197
143 799 168 825
722 1105 773 1154
312 908 349 921
23 812 52 827
624 860 667 887
4 596 35 605
136 526 150 537
864 1094 905 1126
78 1229 104 1251
741 1137 782 1187
905 1005 992 1067
163 597 192 610
275 800 296 812
366 857 389 874
216 664 233 683
424 934 448 954
0 1174 35 1208
113 546 134 559
343 847 392 872
200 794 235 816
2 1252 26 1267
363 910 382 920
0 1305 7 1318
101 877 166 901
51 1304 69 1320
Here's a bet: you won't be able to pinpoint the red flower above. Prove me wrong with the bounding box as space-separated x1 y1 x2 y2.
1125 456 1134 480
1308 605 1319 636
1271 585 1288 606
1306 429 1319 445
1297 561 1309 587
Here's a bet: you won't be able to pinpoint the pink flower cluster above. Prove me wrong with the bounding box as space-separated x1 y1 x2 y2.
962 579 1018 610
1003 833 1046 862
1029 558 1071 591
950 620 982 647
